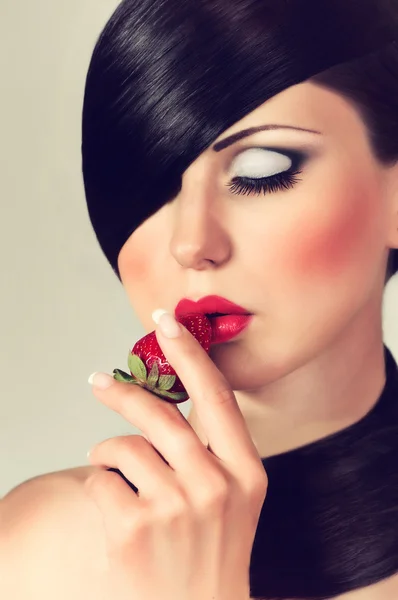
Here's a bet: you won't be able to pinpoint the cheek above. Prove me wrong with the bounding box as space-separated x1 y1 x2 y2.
117 213 176 331
281 184 375 280
118 232 159 319
120 247 150 284
118 220 160 286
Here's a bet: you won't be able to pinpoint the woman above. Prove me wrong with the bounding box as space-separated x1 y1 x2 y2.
2 0 398 599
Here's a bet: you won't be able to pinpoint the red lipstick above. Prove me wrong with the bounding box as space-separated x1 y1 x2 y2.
175 295 253 344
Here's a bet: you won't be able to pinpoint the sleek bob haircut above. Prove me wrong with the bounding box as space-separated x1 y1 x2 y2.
82 0 398 284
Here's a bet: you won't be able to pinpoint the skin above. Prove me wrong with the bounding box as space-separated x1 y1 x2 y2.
117 80 398 459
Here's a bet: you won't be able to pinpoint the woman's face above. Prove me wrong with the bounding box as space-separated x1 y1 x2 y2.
117 81 397 390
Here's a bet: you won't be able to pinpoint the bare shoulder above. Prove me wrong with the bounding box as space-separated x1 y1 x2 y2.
0 466 110 600
1 464 96 501
0 465 100 535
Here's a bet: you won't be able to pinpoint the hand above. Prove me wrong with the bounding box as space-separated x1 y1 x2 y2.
85 311 268 600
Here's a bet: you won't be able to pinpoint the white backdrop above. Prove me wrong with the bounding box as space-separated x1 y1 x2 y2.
1 0 398 497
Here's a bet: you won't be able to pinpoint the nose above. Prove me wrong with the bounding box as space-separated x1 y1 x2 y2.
169 177 232 270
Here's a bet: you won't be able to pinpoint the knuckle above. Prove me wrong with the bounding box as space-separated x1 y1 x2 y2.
152 490 187 521
116 513 147 543
125 434 151 450
182 343 198 360
107 434 149 456
84 474 96 493
176 427 200 451
84 468 114 494
199 491 227 514
195 475 230 512
247 472 269 500
119 435 155 464
160 403 188 429
208 385 235 406
162 425 199 456
114 498 152 535
144 401 189 438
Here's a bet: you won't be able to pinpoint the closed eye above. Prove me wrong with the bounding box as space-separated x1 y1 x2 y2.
227 168 303 196
226 146 309 197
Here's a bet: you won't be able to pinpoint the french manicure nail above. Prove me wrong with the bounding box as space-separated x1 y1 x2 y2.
152 309 182 338
88 372 114 389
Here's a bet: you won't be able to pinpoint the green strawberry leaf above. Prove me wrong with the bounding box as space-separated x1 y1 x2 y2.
147 361 159 388
128 353 147 382
113 369 136 382
150 387 188 401
157 375 176 391
163 390 189 401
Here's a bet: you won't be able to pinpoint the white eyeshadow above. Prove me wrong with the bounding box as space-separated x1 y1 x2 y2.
231 148 292 179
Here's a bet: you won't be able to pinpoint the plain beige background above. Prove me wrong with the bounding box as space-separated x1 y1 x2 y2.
1 1 398 498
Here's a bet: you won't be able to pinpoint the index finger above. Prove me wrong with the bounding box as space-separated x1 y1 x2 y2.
154 314 262 472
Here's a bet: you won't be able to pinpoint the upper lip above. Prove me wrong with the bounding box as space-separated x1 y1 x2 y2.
175 295 252 318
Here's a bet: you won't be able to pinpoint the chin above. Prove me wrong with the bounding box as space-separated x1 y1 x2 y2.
208 342 274 390
209 336 318 390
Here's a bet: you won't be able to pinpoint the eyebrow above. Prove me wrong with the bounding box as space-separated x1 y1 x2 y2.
212 124 322 152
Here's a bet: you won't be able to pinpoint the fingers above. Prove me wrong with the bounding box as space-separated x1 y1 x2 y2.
88 434 176 497
89 308 264 490
91 379 210 473
84 469 142 545
154 315 263 474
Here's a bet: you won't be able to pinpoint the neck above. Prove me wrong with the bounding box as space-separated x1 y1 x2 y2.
187 318 387 458
250 345 398 599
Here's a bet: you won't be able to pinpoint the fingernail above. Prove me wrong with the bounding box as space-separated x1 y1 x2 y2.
88 372 114 389
86 443 97 458
152 308 182 338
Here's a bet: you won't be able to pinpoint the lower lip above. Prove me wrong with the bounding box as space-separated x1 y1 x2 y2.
208 314 253 344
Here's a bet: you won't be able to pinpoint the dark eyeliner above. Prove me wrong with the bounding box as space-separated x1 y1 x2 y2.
226 147 309 197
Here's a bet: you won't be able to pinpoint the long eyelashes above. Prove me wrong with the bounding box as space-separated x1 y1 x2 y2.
227 168 303 196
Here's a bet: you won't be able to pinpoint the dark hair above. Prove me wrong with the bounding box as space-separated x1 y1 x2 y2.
81 3 398 598
81 0 398 285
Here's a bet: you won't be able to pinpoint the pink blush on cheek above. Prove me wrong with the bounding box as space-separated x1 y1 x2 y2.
284 195 374 280
124 253 150 283
118 231 155 284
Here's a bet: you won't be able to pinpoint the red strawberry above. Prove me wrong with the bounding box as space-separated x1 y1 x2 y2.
112 313 212 403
